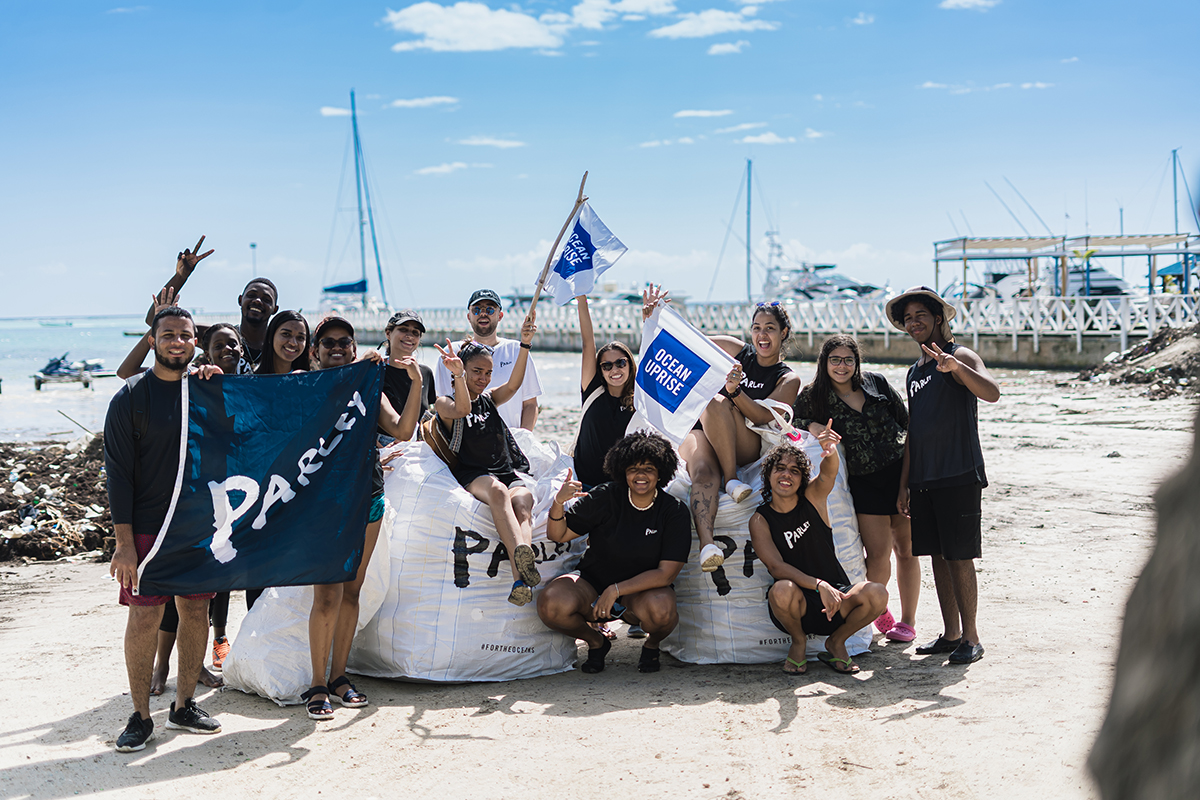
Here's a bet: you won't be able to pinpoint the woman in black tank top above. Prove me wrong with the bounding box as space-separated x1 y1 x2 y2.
434 320 545 610
748 440 888 675
678 301 802 575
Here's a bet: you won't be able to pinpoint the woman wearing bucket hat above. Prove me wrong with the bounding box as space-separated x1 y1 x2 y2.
885 286 1000 665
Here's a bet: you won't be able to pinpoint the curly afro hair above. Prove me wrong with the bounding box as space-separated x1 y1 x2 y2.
603 431 679 489
759 441 812 503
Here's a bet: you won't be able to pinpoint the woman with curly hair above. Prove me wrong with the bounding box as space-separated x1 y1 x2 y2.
254 310 310 374
793 334 918 642
539 431 691 675
749 439 888 676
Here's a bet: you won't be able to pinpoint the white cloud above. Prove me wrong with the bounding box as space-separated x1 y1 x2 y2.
939 0 1000 9
640 140 664 147
320 106 352 117
578 40 602 46
739 132 795 144
813 93 823 101
639 137 696 147
675 109 733 118
649 9 779 39
715 122 766 133
415 162 469 175
1061 56 1078 63
389 96 459 108
538 49 565 56
803 128 825 139
851 12 874 24
677 137 695 144
708 40 749 55
458 136 526 148
562 0 677 31
920 81 948 89
1021 81 1053 89
106 6 148 13
384 3 562 52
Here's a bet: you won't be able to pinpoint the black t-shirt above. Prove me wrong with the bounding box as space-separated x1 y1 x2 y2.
446 391 513 474
382 363 436 428
574 372 634 488
756 497 849 587
566 482 692 590
234 325 263 375
906 344 987 490
733 342 791 400
104 370 184 536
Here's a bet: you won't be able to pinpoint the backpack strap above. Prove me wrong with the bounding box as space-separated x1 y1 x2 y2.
568 384 608 457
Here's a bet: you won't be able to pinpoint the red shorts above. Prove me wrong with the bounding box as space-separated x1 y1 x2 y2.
119 533 217 607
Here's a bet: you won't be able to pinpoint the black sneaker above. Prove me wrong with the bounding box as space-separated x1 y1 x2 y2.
166 699 222 734
115 712 154 752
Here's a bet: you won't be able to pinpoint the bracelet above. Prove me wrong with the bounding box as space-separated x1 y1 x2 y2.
549 513 565 521
519 342 532 350
728 385 743 399
614 582 621 599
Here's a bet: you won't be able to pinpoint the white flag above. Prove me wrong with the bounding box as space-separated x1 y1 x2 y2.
628 304 736 447
544 202 627 305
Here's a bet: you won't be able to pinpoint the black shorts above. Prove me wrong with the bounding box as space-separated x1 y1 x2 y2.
452 468 524 489
767 583 849 638
910 482 983 560
847 458 903 516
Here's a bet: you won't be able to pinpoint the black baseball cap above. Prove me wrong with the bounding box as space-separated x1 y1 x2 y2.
387 309 425 333
312 315 355 343
467 289 502 308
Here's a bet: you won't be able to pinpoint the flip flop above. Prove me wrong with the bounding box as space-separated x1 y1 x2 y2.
782 656 807 676
817 651 860 674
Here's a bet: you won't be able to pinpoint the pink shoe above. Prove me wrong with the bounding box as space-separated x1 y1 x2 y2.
874 608 896 634
886 622 916 642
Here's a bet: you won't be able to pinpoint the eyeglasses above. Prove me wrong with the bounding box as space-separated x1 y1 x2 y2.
827 356 856 366
756 301 780 307
470 305 499 316
600 358 629 372
319 337 354 350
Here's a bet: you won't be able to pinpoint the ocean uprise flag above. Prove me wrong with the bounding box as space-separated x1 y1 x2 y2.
630 304 736 447
136 361 383 597
545 202 628 305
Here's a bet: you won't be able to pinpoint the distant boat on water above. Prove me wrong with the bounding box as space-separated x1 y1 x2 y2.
38 320 73 327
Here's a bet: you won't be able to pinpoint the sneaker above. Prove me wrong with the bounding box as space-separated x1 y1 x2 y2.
699 543 725 573
166 698 222 734
725 479 753 504
211 636 230 672
626 624 647 639
115 712 154 752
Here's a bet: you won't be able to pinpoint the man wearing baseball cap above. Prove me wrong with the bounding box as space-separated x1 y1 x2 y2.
886 286 1000 665
433 289 543 431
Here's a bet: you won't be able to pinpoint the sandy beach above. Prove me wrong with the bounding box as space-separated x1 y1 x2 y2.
0 365 1194 800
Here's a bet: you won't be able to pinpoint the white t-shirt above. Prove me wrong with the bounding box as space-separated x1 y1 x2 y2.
434 338 542 430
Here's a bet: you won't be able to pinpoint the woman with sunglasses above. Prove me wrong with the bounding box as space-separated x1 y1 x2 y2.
793 334 918 643
572 287 666 490
680 300 802 572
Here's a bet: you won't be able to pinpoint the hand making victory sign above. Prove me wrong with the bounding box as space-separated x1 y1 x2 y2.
434 338 464 378
921 341 961 374
176 235 215 278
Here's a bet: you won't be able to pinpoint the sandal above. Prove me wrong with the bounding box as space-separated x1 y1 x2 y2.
782 656 807 676
507 579 533 607
636 645 661 673
330 675 368 708
593 622 617 641
581 638 611 674
300 685 334 720
817 651 860 674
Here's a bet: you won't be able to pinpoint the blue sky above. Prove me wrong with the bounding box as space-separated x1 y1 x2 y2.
1 0 1196 317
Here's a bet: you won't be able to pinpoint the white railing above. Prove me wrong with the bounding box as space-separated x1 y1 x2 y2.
194 294 1200 354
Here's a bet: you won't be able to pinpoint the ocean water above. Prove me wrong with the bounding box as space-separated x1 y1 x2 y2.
0 316 588 441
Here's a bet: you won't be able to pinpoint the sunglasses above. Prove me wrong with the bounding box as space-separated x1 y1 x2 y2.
600 357 629 372
319 337 354 350
827 356 856 366
470 305 499 316
756 301 780 307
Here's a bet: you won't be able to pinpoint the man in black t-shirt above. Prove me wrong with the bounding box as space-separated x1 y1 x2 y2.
887 286 1001 666
106 307 224 751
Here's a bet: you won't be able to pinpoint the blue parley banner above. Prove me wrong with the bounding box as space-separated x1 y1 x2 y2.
136 360 383 597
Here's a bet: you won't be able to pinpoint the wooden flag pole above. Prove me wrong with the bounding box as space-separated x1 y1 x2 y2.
526 171 589 316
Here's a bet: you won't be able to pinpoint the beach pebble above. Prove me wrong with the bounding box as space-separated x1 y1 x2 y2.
1105 451 1122 458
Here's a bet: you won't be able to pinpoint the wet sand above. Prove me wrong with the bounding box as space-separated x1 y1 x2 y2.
0 366 1194 800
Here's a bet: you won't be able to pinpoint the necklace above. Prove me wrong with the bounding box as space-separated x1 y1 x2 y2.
629 488 657 511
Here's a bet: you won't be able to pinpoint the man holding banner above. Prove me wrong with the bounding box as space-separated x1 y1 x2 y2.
106 307 223 751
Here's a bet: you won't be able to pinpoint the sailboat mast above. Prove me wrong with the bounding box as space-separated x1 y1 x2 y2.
351 90 368 307
359 150 389 308
746 158 752 302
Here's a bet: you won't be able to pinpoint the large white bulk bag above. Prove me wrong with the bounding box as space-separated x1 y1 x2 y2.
348 431 586 682
661 436 872 664
222 502 394 705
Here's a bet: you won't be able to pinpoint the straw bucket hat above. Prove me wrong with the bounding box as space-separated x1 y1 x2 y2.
885 285 956 341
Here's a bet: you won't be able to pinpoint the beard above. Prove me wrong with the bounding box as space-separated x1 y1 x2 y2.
470 317 498 337
154 344 193 372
